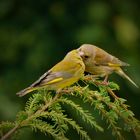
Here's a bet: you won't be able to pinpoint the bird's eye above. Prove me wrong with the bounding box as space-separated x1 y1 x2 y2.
84 55 89 59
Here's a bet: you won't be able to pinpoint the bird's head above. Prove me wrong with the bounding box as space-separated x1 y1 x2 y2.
77 44 96 66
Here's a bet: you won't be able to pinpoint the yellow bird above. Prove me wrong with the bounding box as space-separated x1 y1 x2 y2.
16 50 85 97
78 44 138 87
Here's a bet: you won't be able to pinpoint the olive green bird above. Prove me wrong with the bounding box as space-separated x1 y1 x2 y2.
78 44 138 88
16 50 85 97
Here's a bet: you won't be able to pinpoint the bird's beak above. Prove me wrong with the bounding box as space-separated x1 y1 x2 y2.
78 50 84 57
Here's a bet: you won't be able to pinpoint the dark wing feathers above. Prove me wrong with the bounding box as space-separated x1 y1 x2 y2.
30 71 51 87
30 70 73 88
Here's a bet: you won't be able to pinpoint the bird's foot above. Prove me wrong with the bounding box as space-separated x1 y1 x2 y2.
101 80 109 86
101 75 109 86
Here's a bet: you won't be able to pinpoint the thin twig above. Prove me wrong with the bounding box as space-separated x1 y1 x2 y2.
107 88 119 100
0 125 19 140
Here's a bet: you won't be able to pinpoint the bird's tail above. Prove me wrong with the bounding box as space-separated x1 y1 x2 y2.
16 87 35 97
115 68 139 88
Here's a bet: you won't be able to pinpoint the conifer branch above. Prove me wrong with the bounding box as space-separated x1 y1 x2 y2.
0 76 140 140
0 92 61 140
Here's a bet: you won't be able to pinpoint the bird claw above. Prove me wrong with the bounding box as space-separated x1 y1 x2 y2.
101 81 109 86
101 75 109 86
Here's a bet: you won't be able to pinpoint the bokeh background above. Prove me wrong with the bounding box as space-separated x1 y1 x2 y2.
0 0 140 140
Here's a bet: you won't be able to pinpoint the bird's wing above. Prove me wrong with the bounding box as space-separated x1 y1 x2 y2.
94 47 129 67
30 70 73 88
30 59 82 88
30 71 51 87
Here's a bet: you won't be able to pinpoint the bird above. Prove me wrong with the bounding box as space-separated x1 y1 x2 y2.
16 50 85 97
77 44 138 88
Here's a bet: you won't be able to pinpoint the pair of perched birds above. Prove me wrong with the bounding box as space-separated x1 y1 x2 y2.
17 44 138 97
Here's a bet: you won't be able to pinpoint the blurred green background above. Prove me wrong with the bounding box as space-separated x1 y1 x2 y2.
0 0 140 140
